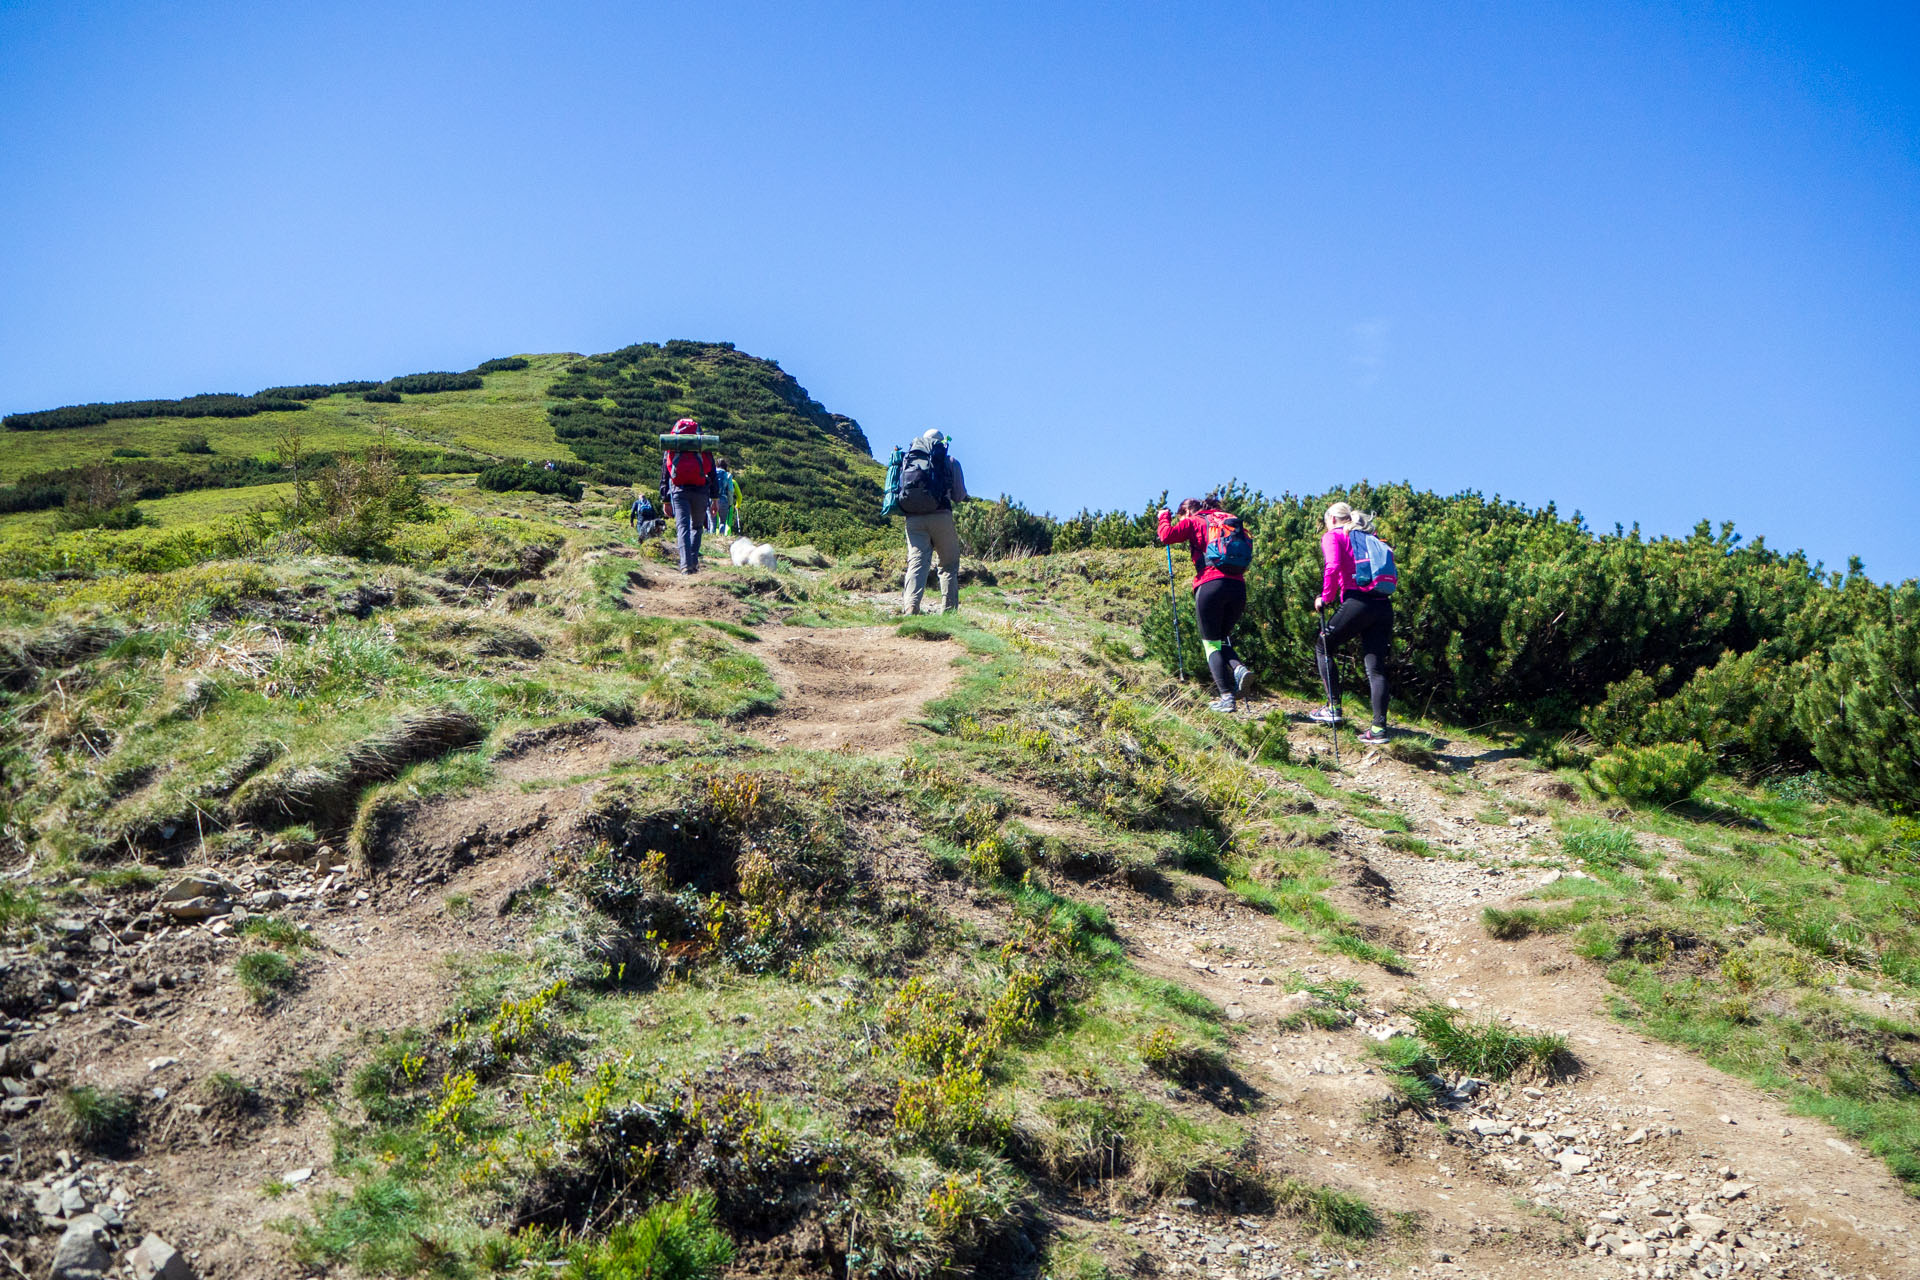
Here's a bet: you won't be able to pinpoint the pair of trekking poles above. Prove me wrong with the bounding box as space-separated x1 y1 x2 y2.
1162 547 1338 766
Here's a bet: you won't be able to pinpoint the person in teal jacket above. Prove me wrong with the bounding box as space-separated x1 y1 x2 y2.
711 459 742 537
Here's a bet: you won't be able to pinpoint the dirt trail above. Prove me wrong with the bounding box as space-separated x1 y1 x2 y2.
624 567 957 753
1051 694 1920 1278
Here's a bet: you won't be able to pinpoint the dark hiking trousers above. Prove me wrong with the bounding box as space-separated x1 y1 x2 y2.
1194 577 1247 697
670 484 709 572
1317 592 1392 727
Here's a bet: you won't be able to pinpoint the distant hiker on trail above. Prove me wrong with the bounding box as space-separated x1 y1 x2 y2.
1158 496 1254 713
628 491 664 541
1312 501 1398 746
661 418 716 574
711 458 741 537
888 430 970 614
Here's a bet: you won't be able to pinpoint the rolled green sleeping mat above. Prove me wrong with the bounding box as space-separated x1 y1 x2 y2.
659 433 722 450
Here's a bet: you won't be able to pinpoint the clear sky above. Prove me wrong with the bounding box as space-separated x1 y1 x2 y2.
3 1 1916 580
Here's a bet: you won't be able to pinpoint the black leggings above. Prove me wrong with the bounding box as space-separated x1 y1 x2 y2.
1317 593 1392 727
1194 577 1246 696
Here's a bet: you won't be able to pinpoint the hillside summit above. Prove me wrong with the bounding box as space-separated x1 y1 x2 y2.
0 343 1914 1279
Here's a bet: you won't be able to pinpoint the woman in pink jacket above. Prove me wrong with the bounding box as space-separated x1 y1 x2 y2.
1312 502 1393 745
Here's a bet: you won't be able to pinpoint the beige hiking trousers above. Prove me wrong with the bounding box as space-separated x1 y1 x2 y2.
903 509 961 614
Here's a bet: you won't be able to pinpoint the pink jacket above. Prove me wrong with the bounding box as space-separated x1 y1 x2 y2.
1320 527 1358 604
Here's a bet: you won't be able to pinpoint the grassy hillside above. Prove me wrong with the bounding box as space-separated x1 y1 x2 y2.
1 344 1917 1278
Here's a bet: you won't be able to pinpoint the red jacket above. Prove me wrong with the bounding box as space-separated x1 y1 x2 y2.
1158 509 1244 589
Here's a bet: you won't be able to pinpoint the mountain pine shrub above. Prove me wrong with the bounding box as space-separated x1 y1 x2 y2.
1795 586 1920 811
1589 742 1710 805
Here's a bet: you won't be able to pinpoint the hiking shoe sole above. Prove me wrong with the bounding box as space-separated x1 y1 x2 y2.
1232 663 1251 694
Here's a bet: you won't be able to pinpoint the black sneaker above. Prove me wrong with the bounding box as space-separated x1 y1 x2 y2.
1308 705 1343 725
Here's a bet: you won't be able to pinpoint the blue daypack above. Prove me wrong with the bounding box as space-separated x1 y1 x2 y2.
1347 527 1399 595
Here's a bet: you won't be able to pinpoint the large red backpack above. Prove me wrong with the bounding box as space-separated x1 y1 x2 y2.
666 420 714 487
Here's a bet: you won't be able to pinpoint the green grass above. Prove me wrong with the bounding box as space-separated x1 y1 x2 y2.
561 1193 733 1280
1483 903 1590 939
57 1085 136 1148
1406 1004 1569 1081
1276 1178 1381 1241
235 949 300 1003
0 355 575 485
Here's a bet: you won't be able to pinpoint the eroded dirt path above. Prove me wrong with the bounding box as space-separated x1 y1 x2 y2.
624 566 958 753
1035 694 1920 1278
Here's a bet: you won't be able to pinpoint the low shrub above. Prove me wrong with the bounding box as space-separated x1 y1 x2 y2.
1590 742 1710 805
477 464 584 501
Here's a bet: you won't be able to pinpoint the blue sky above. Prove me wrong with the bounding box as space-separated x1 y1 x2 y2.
3 1 1916 580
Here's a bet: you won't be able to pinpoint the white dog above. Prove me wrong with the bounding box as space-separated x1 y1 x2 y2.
730 538 780 570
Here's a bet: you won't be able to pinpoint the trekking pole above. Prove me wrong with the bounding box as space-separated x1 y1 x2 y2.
1166 545 1185 681
1318 604 1338 768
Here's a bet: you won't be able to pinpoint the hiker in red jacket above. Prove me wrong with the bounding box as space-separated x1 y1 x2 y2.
660 418 716 574
1158 496 1254 713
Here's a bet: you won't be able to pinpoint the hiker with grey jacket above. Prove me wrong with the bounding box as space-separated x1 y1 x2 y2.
886 430 970 614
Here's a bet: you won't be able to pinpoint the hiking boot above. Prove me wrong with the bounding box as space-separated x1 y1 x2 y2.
1208 693 1237 714
1357 726 1390 746
1307 705 1344 725
1231 661 1251 694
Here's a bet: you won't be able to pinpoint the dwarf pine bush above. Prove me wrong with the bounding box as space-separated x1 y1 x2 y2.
1590 742 1710 806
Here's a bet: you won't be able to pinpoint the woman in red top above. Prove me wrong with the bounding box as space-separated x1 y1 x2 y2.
1157 496 1252 712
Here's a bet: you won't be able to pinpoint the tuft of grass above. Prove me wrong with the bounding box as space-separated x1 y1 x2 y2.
235 949 299 1003
1382 832 1433 857
1482 903 1588 940
1407 1004 1569 1081
204 1070 259 1112
240 914 312 951
1369 1035 1441 1110
1276 1178 1380 1241
88 865 163 892
1562 825 1654 871
562 1192 734 1280
0 885 43 936
1326 932 1407 972
57 1085 136 1148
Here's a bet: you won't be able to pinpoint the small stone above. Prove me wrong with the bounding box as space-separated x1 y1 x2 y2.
1557 1151 1592 1175
1623 1127 1648 1144
283 1167 313 1184
1686 1215 1727 1239
128 1233 195 1280
1224 1003 1248 1022
49 1221 109 1279
145 1056 177 1074
1470 1119 1511 1136
1716 1182 1751 1201
1617 1240 1650 1259
59 1185 88 1214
